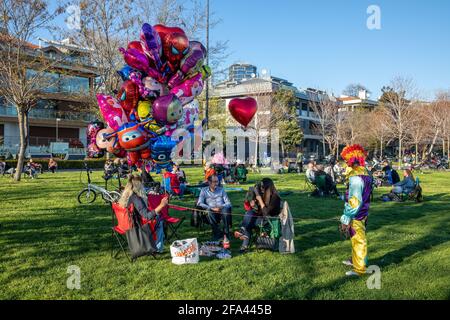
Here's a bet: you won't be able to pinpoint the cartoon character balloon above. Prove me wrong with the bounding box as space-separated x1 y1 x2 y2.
152 93 183 125
97 94 129 131
150 135 177 173
86 121 105 158
154 24 189 73
170 72 203 105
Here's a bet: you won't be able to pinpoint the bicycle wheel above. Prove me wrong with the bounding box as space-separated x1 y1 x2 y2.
78 189 97 204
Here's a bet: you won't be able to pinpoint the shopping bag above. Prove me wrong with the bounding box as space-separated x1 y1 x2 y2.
170 238 199 265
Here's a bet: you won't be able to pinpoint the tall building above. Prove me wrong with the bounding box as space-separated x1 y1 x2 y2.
0 37 99 158
228 63 257 84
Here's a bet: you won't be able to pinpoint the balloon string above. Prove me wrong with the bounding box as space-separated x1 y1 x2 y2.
167 204 339 222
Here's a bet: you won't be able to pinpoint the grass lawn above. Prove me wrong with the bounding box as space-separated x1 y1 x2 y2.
0 168 449 300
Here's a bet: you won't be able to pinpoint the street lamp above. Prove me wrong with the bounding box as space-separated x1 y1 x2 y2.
56 118 61 142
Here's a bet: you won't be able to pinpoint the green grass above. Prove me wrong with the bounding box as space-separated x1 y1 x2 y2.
0 168 449 300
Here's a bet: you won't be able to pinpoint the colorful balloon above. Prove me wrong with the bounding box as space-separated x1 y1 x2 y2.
150 135 177 173
154 24 189 72
86 121 105 158
180 99 200 130
140 23 163 70
170 72 204 105
152 93 183 125
97 94 129 131
117 80 140 112
228 97 258 128
127 41 145 54
167 41 206 88
117 65 135 81
118 47 160 79
142 76 165 97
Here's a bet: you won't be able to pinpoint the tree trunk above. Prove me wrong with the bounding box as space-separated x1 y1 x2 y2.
428 129 440 155
415 143 418 164
398 138 402 168
322 136 326 157
14 111 28 181
380 137 383 159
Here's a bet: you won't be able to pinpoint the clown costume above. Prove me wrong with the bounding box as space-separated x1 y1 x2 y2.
340 145 372 276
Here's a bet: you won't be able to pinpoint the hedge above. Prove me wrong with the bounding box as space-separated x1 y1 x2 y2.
3 159 107 170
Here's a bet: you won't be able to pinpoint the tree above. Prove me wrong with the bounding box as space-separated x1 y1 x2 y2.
307 91 338 156
271 89 303 154
366 106 392 159
0 0 65 181
379 77 417 167
342 83 371 98
425 91 450 157
406 103 429 163
67 0 136 98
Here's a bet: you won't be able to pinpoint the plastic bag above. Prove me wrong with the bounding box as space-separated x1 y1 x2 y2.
170 238 199 265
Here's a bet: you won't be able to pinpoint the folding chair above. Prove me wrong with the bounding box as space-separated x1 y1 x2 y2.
303 175 315 192
147 193 186 244
111 202 157 262
249 216 281 253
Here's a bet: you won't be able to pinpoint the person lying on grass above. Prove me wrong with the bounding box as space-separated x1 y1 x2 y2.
118 174 168 253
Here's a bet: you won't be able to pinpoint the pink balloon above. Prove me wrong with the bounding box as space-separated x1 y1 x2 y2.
97 94 129 131
118 47 160 79
169 73 203 105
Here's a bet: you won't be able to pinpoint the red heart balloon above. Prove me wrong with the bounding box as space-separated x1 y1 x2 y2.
228 97 258 127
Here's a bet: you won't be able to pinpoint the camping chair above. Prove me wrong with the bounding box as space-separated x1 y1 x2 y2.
235 166 248 183
401 177 423 202
303 174 315 192
148 193 186 244
249 215 282 253
110 202 157 262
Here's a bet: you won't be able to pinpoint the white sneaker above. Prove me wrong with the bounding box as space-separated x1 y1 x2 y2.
345 271 360 277
342 259 353 266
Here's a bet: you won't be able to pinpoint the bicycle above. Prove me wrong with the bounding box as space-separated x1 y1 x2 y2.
78 162 121 204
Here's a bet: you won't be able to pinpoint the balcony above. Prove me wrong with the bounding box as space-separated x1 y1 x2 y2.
0 105 96 122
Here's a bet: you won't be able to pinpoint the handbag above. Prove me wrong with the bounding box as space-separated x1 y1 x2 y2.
126 211 157 260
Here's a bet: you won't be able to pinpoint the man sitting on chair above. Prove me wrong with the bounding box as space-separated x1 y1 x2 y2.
197 174 232 242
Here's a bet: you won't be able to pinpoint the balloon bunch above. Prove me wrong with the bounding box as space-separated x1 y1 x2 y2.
88 23 210 172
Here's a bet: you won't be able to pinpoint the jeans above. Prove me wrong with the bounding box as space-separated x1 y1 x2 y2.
155 215 165 252
239 210 264 248
207 207 232 241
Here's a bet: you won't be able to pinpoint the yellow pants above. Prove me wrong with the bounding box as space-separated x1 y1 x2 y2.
351 219 368 275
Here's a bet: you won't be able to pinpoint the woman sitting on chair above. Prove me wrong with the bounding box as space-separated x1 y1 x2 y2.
234 178 282 254
118 175 169 253
392 169 416 195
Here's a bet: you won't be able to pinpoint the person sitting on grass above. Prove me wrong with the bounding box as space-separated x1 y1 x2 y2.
173 163 187 184
234 178 281 254
197 174 232 242
48 157 58 174
391 169 416 195
118 174 168 253
234 160 248 184
305 161 317 184
200 162 216 187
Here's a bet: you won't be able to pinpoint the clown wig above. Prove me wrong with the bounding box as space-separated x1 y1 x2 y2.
340 144 368 167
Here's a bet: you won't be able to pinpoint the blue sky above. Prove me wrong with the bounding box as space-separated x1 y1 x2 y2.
210 0 450 100
38 0 450 100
